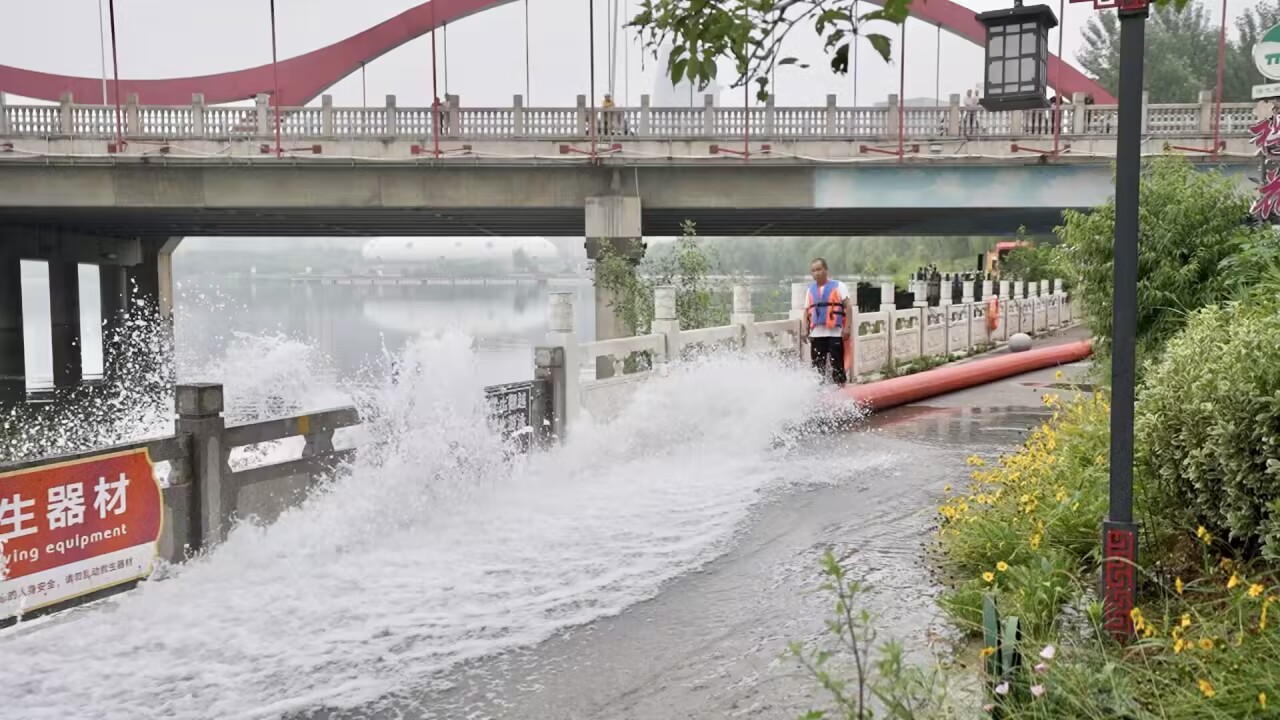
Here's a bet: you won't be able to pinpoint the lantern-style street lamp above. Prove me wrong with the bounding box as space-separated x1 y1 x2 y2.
975 1 1058 111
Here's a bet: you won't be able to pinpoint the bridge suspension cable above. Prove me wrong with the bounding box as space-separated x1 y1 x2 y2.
269 0 283 159
107 0 123 151
97 0 108 103
525 0 532 101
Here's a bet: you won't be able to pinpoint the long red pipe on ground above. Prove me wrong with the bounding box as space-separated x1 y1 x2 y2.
841 340 1094 412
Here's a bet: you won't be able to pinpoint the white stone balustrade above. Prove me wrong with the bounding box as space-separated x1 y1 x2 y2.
547 279 1074 429
0 91 1256 145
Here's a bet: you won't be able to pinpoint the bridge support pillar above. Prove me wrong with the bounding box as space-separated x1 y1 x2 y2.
585 195 643 378
48 260 82 392
99 264 128 381
0 257 24 404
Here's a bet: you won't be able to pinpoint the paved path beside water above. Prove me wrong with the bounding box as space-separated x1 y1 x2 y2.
306 326 1092 720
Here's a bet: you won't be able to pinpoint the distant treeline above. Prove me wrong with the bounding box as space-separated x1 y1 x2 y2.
649 236 1007 283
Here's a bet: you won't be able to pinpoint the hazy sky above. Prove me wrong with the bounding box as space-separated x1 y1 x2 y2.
4 0 1269 110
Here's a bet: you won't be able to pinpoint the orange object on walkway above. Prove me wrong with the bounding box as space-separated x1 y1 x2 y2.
841 340 1093 412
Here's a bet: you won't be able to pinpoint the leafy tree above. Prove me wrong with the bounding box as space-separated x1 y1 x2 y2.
1079 0 1280 103
999 243 1065 284
632 0 1185 101
1056 154 1264 365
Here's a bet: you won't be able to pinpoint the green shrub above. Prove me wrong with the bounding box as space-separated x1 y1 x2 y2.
1138 301 1280 557
1056 155 1265 364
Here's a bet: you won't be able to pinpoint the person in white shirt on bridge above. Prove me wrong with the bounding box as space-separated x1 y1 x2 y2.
800 258 853 387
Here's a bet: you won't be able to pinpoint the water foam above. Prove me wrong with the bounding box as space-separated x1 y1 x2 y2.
0 333 868 719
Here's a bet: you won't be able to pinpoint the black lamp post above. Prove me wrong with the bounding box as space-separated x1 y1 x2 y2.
976 0 1148 642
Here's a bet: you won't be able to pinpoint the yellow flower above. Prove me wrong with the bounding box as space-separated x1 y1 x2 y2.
997 561 1010 572
1181 613 1191 629
980 646 995 658
1251 583 1266 599
1199 637 1214 651
1229 573 1242 590
966 455 985 467
943 484 951 494
1130 607 1146 632
1055 370 1064 380
983 572 995 583
1175 577 1184 595
1173 638 1188 654
1261 692 1268 709
1199 679 1216 698
1197 526 1212 544
1029 533 1042 550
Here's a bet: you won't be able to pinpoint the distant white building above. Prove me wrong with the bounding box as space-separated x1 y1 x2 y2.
652 44 722 107
361 237 560 273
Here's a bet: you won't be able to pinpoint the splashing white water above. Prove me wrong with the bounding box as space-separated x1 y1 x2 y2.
0 333 872 720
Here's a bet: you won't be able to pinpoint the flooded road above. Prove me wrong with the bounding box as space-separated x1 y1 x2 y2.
306 350 1090 720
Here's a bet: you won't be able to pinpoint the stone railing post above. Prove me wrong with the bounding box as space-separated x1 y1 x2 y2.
0 92 9 135
125 93 141 136
968 278 981 304
1054 278 1064 295
765 94 776 135
1071 92 1087 134
731 285 755 349
826 93 838 135
639 94 651 135
533 346 565 443
255 93 270 136
321 94 335 136
879 282 895 312
545 292 579 433
887 94 900 138
1010 109 1024 136
513 94 526 135
982 279 994 301
176 383 232 549
790 282 810 360
1040 279 1051 297
192 93 206 138
1198 89 1214 134
576 94 588 136
59 92 74 135
446 94 460 136
948 93 961 135
385 94 399 135
653 285 682 364
703 93 716 136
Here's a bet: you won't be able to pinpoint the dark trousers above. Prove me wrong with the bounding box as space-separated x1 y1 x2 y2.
811 336 847 386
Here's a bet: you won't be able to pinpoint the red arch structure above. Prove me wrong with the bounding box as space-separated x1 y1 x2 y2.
0 0 1114 106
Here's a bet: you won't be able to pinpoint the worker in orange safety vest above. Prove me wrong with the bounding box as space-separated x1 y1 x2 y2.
800 257 853 386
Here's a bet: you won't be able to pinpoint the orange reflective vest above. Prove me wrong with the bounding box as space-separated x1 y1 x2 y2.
806 282 846 330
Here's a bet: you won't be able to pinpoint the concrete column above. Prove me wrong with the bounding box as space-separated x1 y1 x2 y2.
255 93 270 136
887 94 900 137
1010 109 1024 136
948 94 961 135
789 282 810 360
1071 92 1087 133
652 285 681 363
176 383 232 548
703 93 715 135
879 282 895 311
534 345 565 442
826 94 838 135
48 261 82 391
513 94 525 136
731 285 754 348
127 237 180 353
192 93 206 138
321 94 335 136
385 95 398 135
765 95 776 135
576 95 588 135
126 93 140 135
0 257 24 403
639 94 651 135
545 292 579 433
59 93 75 135
1198 90 1214 133
99 264 128 381
585 194 644 354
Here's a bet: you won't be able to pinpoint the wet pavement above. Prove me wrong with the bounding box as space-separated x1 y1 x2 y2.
304 329 1093 720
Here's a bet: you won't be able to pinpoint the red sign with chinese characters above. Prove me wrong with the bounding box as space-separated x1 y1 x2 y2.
0 448 162 618
1252 114 1280 221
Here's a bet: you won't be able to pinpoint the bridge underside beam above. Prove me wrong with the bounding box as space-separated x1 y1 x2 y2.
0 206 1081 238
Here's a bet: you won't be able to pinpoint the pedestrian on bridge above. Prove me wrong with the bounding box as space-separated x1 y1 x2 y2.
801 258 853 387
